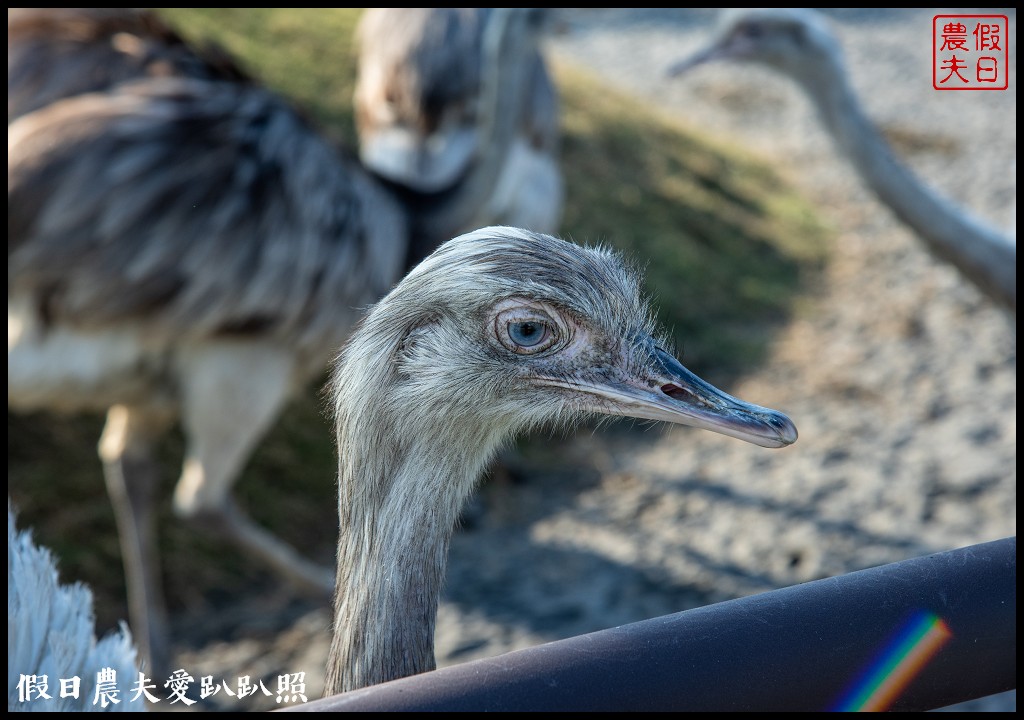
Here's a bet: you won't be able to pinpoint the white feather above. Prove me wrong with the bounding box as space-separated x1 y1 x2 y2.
8 503 144 712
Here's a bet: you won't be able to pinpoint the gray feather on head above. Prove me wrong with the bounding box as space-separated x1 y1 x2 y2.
331 226 657 446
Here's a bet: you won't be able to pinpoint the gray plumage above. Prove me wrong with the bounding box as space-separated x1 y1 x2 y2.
8 7 247 123
668 8 1016 313
324 227 798 693
8 8 407 678
9 78 404 356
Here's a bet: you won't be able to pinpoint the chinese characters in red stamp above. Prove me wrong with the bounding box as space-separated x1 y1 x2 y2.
933 15 1009 90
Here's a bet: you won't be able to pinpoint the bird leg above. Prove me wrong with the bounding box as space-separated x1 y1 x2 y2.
173 343 334 598
98 403 175 680
193 497 335 596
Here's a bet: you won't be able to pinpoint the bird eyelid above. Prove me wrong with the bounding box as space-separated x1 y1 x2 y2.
491 301 568 355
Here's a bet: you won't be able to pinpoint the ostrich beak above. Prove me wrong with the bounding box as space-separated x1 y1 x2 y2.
667 45 723 76
666 33 749 77
552 336 798 449
359 126 478 192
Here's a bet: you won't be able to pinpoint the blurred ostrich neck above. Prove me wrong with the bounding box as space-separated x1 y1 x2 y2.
799 49 1015 311
324 392 504 695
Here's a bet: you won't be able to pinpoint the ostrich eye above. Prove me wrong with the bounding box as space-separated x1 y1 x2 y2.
739 22 763 39
494 306 561 354
509 321 546 347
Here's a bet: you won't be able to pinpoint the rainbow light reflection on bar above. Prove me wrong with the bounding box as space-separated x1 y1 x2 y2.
833 610 953 712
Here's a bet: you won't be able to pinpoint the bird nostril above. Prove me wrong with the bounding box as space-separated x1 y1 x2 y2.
661 383 693 401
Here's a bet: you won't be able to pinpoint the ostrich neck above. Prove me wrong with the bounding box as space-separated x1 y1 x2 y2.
324 409 499 695
802 56 1015 312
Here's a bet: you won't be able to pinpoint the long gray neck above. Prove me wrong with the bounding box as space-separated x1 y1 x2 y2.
798 51 1015 313
324 359 505 695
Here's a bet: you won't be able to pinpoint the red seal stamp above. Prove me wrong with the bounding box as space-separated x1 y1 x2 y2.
933 15 1009 90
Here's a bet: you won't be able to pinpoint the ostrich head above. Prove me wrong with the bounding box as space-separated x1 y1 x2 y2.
326 226 797 693
354 8 482 192
333 226 797 470
353 8 550 194
667 8 840 90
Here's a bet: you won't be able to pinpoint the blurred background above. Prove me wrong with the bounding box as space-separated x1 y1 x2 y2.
8 8 1014 711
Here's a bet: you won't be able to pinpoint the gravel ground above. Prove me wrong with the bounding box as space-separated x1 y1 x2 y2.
171 9 1015 711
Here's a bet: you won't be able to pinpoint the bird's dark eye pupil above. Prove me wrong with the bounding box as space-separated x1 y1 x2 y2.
509 321 544 347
